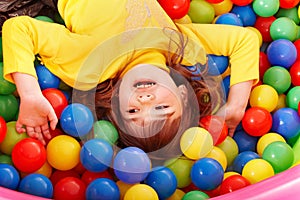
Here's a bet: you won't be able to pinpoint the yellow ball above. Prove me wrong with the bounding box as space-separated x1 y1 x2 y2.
205 146 227 171
124 184 159 200
223 171 240 180
116 181 135 200
242 159 274 184
167 189 185 200
180 127 213 160
34 161 53 178
211 0 233 16
249 84 279 112
217 136 239 166
273 93 286 113
257 132 286 156
47 135 81 170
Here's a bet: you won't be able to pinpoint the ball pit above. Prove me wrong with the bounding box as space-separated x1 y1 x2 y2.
1 0 300 199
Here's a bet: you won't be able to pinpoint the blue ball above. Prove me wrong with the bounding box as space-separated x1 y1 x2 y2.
215 13 243 26
233 129 259 152
0 164 20 190
86 178 120 200
190 158 224 191
36 64 60 90
144 166 177 199
113 147 151 184
232 151 260 174
60 103 94 137
231 5 257 26
80 138 113 172
207 54 229 76
272 107 300 140
222 75 230 100
266 39 297 69
18 173 53 199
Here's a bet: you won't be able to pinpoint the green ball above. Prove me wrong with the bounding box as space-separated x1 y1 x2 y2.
35 16 54 23
0 154 12 165
0 63 16 95
0 94 19 122
270 17 298 41
253 0 280 17
286 86 300 110
262 141 294 173
263 66 291 94
93 120 119 144
276 7 300 25
182 190 209 200
188 0 215 24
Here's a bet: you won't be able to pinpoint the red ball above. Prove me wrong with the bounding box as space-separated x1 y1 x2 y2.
158 0 190 19
242 107 272 137
42 88 68 119
259 52 271 80
199 115 228 145
54 177 87 200
12 138 47 173
50 169 81 187
231 0 253 6
279 0 300 9
0 116 7 143
205 0 224 3
293 39 300 61
290 60 300 86
254 16 276 43
219 175 251 195
81 170 113 185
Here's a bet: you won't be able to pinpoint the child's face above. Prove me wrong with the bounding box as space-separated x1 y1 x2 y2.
118 64 185 127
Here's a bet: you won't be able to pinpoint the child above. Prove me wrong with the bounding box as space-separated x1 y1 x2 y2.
2 0 259 155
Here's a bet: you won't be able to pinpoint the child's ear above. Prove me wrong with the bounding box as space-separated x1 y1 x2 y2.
178 85 188 106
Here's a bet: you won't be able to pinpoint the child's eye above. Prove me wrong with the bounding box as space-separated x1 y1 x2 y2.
128 108 139 113
155 105 169 110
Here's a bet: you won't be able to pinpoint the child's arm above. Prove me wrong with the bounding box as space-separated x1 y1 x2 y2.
12 72 58 144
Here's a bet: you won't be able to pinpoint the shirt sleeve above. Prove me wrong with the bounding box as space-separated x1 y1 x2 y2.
176 23 260 86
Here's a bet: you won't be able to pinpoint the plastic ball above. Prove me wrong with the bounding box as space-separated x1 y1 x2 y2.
205 146 227 171
188 0 215 24
266 39 297 69
36 64 60 90
18 173 53 199
276 7 300 25
223 171 240 180
199 115 228 145
167 189 186 200
35 15 54 22
164 156 194 188
206 0 224 3
233 130 259 152
280 0 300 8
232 151 260 174
272 107 300 140
231 0 254 5
219 174 251 195
0 121 28 155
270 17 298 41
249 84 278 112
113 147 151 184
34 161 53 178
81 170 113 185
93 120 119 144
180 127 213 160
80 138 113 172
144 166 177 199
0 63 16 95
252 0 280 17
42 88 68 119
124 184 158 200
290 60 300 86
259 52 271 79
241 158 274 184
256 132 286 156
0 154 12 165
210 0 233 16
286 86 300 110
222 75 230 99
207 54 229 76
116 181 134 200
262 141 294 173
86 178 120 200
12 138 47 173
49 169 81 186
182 190 209 200
54 177 86 200
0 115 7 143
263 66 291 94
47 135 81 170
190 158 224 191
215 13 243 26
60 103 94 138
242 107 272 137
0 94 19 122
0 163 20 190
158 0 190 19
231 5 257 26
217 136 239 166
254 16 276 42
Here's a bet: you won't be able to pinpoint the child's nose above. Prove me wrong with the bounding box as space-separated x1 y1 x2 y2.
137 93 154 103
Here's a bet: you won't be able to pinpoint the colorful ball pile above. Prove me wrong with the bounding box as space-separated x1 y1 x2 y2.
1 0 300 199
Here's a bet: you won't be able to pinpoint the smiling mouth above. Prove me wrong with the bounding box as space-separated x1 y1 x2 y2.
133 81 156 89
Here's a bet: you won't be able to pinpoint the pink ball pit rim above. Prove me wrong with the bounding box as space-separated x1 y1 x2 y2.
1 164 300 199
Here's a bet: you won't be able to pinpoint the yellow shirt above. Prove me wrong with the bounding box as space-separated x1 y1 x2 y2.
2 0 259 91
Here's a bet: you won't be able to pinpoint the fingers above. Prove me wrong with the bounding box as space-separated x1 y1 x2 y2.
48 110 58 131
15 121 26 133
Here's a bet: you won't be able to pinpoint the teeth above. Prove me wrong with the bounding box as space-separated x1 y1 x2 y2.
135 82 155 88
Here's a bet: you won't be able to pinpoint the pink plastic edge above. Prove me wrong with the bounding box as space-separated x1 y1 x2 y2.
1 164 300 200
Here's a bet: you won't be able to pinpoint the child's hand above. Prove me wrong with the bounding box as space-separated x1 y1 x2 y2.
16 94 58 145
